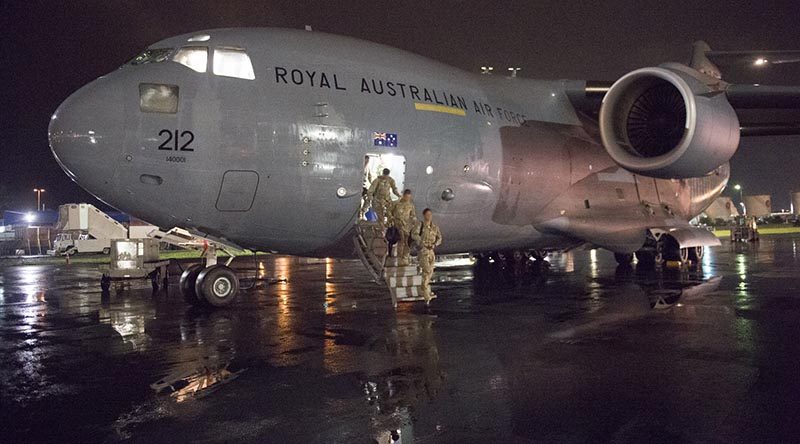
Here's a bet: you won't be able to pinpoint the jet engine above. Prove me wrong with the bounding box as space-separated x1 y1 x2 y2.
599 64 739 178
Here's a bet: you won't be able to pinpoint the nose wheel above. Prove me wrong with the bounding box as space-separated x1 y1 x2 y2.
180 264 205 305
180 264 239 307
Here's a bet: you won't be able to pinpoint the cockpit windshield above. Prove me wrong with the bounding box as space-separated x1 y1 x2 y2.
213 47 255 80
125 44 254 80
172 46 208 73
128 48 173 66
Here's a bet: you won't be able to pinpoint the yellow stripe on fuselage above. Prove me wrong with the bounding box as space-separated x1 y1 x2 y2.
414 102 466 116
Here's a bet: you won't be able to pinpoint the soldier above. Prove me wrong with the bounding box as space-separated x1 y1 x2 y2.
388 189 417 266
368 168 401 225
360 155 373 219
413 208 442 305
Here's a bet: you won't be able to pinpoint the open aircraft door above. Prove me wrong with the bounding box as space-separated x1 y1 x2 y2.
361 153 406 212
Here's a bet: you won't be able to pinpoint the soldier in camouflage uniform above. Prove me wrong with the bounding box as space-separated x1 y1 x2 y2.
367 168 400 225
388 189 417 266
413 208 442 304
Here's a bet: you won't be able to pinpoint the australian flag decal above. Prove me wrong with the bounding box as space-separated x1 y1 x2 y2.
373 132 398 147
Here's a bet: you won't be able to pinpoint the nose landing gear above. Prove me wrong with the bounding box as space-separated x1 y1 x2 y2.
180 263 240 307
180 264 205 305
179 244 241 307
196 265 239 307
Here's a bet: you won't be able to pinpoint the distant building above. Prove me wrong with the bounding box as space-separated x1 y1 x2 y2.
743 195 772 217
0 210 58 255
703 196 739 220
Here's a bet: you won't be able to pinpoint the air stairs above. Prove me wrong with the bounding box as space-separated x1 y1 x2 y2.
354 221 427 307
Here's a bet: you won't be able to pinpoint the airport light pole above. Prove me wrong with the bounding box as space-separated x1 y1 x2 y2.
734 184 745 215
33 188 45 211
480 66 494 75
508 67 522 78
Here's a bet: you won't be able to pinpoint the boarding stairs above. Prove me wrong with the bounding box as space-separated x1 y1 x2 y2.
354 221 427 307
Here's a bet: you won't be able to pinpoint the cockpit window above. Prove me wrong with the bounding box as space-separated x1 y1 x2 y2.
139 83 179 114
129 48 173 65
213 47 255 80
172 46 208 73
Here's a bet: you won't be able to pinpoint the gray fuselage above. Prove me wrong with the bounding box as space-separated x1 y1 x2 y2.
48 28 727 257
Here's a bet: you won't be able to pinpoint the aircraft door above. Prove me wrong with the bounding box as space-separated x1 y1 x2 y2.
216 170 259 212
362 153 406 214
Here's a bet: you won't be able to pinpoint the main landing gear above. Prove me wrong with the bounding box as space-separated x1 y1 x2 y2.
179 245 240 307
626 233 704 269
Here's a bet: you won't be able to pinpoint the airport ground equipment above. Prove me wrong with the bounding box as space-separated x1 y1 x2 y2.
731 216 759 242
147 226 207 250
53 203 128 255
100 238 169 291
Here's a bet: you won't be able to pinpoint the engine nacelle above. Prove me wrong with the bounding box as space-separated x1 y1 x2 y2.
599 64 740 178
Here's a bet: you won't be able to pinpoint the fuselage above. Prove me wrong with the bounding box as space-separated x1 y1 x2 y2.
48 28 728 257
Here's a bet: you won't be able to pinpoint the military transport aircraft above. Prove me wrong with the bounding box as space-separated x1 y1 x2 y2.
48 28 800 307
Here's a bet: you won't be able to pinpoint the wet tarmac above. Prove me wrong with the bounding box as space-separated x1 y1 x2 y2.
2 236 800 443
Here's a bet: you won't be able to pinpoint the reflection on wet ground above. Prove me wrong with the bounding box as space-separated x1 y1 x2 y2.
2 235 800 443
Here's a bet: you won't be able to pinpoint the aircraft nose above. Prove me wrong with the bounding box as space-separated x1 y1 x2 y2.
49 78 124 193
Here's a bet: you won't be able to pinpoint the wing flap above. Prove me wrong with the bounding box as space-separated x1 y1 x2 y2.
725 84 800 109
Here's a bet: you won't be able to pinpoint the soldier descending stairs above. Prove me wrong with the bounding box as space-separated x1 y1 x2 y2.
354 221 430 307
354 189 435 307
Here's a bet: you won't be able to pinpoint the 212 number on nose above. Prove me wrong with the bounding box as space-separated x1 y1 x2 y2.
158 129 195 151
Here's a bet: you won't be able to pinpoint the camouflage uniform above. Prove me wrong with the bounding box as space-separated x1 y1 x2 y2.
368 175 400 225
414 220 442 302
388 199 417 265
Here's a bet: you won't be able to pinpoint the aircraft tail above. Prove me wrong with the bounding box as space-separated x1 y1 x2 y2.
689 41 722 79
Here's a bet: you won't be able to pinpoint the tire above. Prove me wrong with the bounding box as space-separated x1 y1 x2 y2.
196 265 239 308
653 238 669 266
679 247 689 262
101 274 111 292
636 241 666 268
688 246 704 262
614 253 634 266
180 264 205 305
150 269 161 292
635 250 655 268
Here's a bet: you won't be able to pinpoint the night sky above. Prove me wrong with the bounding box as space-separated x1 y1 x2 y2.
2 0 799 212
